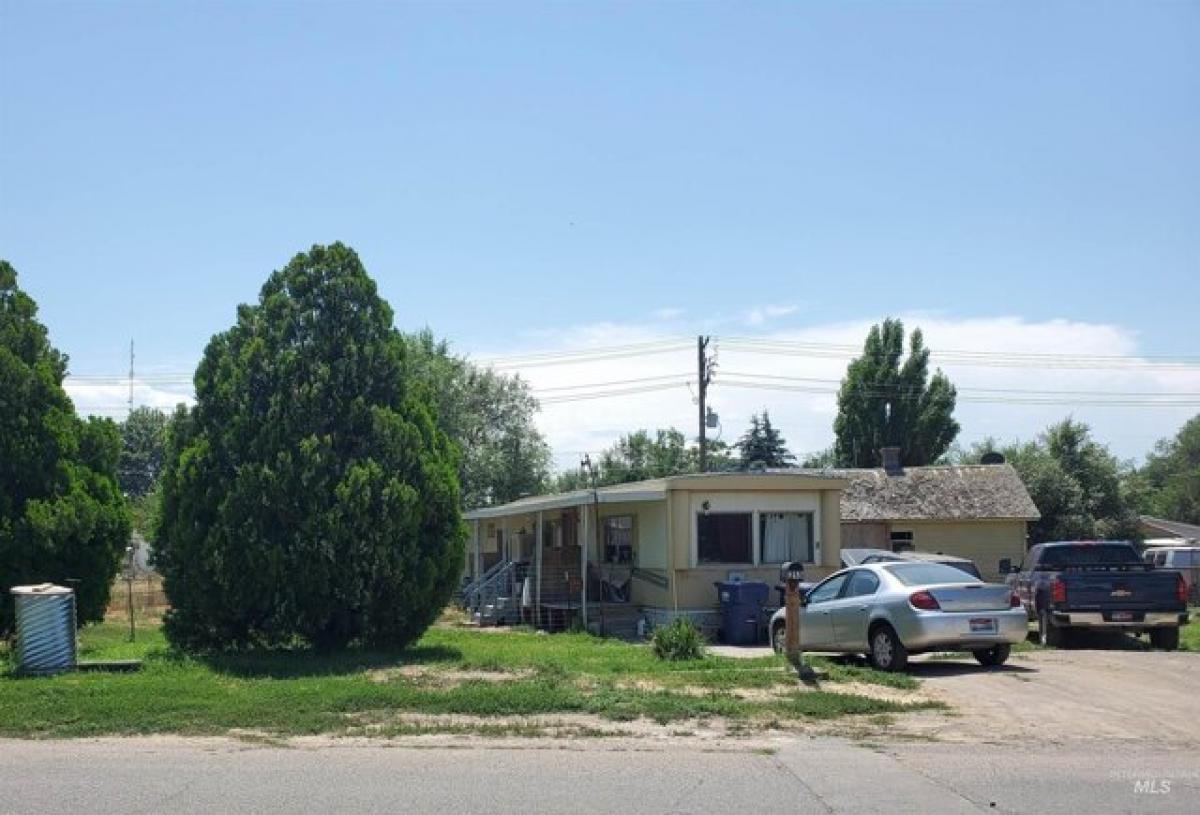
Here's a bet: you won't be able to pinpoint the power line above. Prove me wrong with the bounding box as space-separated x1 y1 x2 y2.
720 337 1200 370
476 337 690 360
717 380 1200 407
720 371 1200 399
532 372 693 393
537 382 691 405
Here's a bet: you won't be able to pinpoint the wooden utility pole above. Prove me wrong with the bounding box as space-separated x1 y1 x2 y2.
697 336 713 472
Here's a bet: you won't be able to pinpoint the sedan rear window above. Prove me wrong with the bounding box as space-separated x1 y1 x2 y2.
885 562 981 587
942 560 982 580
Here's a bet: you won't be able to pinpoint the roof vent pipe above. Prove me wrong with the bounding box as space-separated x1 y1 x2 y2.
880 446 903 476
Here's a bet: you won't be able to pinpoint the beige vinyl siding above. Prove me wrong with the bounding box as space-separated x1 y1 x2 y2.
593 500 670 607
886 520 1028 581
666 485 844 609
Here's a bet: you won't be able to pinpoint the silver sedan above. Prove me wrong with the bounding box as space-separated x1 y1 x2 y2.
769 562 1028 671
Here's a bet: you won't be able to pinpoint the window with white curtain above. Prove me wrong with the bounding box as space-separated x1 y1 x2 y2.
759 512 815 564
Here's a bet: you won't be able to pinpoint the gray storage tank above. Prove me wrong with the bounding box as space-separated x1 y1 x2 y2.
11 583 77 675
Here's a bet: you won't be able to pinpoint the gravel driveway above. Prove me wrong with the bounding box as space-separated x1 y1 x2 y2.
892 647 1200 746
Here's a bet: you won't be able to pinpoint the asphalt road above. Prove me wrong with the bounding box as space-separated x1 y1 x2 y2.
2 736 1197 814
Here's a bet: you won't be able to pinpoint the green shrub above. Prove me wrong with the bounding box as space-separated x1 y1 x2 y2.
651 617 706 661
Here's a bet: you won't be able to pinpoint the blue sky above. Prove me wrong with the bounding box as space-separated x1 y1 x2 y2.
2 1 1198 465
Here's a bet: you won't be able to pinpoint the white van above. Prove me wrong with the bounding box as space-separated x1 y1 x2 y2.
1151 547 1200 601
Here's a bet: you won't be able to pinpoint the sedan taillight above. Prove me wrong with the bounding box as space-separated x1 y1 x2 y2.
909 590 941 611
1010 592 1022 608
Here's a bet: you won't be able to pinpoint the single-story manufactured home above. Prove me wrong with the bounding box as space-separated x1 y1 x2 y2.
462 472 848 637
460 457 1040 636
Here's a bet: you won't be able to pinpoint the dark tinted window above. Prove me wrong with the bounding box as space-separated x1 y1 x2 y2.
941 560 982 579
845 569 881 597
697 513 752 564
885 562 981 587
1038 544 1141 567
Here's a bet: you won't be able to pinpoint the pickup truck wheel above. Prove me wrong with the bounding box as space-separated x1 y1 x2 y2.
771 622 786 654
973 644 1011 667
868 624 908 672
1149 627 1179 651
1038 608 1066 648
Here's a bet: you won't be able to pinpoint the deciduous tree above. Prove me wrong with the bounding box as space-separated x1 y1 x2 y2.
118 406 169 497
404 330 550 508
963 420 1139 543
833 319 959 467
1128 414 1200 524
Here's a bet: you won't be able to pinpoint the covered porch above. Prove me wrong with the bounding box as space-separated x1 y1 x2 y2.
460 481 671 637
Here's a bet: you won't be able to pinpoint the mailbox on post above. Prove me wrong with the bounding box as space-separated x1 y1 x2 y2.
779 561 816 679
780 561 805 584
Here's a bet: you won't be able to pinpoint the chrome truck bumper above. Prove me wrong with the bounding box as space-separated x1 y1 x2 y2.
1051 612 1188 629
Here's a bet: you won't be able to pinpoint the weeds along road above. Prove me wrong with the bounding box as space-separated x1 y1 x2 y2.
1 736 1196 814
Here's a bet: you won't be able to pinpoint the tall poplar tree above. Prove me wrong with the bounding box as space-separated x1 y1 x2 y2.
833 319 959 467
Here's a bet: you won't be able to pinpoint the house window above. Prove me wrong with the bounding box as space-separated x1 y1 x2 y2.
603 515 635 564
697 513 753 564
890 531 914 553
759 512 815 564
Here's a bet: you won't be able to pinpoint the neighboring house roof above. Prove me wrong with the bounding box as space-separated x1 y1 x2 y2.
828 464 1041 523
1139 515 1200 540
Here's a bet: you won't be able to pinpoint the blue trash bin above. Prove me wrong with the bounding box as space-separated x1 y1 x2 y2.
714 581 770 645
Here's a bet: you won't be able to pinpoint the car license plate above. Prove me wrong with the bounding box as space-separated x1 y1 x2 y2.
1111 611 1134 622
969 618 997 633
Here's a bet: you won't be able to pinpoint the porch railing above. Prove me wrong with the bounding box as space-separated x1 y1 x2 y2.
460 558 512 610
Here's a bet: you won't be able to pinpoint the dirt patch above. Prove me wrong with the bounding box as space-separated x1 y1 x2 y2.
366 666 535 686
613 676 928 706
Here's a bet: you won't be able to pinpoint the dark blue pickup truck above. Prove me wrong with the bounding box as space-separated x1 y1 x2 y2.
1008 541 1190 650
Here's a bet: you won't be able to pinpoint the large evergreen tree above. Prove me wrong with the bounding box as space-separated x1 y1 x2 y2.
154 244 464 650
833 319 959 467
736 411 795 469
0 260 131 635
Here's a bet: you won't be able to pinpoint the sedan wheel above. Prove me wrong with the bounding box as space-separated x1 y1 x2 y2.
772 623 786 654
868 625 908 672
973 643 1011 667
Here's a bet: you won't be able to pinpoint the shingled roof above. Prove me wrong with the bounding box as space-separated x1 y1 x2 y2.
1139 515 1200 540
828 464 1040 522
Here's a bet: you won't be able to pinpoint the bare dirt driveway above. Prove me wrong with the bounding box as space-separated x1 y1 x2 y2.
891 646 1200 747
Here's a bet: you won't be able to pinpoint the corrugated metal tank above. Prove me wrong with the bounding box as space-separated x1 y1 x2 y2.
11 584 77 675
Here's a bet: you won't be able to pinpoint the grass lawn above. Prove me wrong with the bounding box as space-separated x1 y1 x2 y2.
0 617 940 739
1182 608 1200 652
